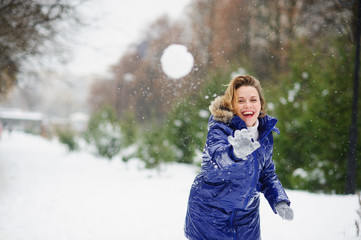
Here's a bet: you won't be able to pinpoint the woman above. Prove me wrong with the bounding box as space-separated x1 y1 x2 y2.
184 75 293 240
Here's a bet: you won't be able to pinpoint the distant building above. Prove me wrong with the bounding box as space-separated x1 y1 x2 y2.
0 108 44 134
0 108 90 136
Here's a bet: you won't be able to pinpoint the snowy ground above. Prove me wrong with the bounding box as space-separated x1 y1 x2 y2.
0 131 359 240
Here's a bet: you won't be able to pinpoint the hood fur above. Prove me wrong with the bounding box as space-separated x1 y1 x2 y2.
209 96 234 123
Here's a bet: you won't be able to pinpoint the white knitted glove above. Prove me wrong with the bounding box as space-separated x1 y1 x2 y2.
227 129 260 159
275 202 294 221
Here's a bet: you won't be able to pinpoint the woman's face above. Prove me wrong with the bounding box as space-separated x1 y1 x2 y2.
233 86 261 127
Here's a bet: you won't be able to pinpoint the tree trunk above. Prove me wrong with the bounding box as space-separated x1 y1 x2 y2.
346 0 361 195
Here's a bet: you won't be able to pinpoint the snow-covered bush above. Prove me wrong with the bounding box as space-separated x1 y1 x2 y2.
85 106 124 160
91 122 123 159
136 126 181 168
55 126 78 151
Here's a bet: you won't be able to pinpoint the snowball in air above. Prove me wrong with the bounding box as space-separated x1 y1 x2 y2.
160 44 194 79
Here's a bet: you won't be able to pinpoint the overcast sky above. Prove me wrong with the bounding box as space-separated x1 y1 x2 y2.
63 0 192 76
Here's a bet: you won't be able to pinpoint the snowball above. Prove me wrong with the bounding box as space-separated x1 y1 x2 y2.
160 44 194 79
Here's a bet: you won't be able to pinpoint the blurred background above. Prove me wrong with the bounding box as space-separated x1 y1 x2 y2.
0 0 361 240
0 0 361 238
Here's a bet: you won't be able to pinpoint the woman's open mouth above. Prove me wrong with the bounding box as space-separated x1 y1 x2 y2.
242 111 255 118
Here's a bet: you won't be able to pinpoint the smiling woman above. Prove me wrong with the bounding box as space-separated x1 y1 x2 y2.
184 75 293 240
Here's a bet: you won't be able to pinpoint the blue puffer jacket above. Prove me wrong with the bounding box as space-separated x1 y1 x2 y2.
184 97 290 240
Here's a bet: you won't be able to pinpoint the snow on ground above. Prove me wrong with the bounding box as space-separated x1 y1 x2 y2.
0 131 359 240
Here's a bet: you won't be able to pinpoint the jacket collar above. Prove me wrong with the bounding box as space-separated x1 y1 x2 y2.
258 115 280 141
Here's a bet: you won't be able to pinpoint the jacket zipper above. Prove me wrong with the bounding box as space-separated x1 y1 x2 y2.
232 120 277 237
240 121 277 209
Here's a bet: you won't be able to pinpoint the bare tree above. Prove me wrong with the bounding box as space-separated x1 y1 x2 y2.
0 0 81 101
88 77 116 114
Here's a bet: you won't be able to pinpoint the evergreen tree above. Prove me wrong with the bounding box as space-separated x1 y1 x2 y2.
270 37 360 193
136 124 180 168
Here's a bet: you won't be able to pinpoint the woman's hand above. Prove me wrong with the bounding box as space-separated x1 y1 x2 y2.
275 202 294 221
228 129 260 159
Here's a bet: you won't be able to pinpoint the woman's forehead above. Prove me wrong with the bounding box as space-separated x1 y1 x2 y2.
235 86 259 96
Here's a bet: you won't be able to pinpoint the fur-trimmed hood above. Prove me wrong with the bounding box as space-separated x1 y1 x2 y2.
208 96 234 123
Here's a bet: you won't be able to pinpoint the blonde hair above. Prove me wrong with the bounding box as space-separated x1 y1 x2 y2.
222 75 267 117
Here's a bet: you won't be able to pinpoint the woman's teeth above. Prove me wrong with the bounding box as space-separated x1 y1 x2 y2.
243 111 254 116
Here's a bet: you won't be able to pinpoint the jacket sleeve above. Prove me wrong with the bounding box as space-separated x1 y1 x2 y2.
259 136 290 213
202 125 249 183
